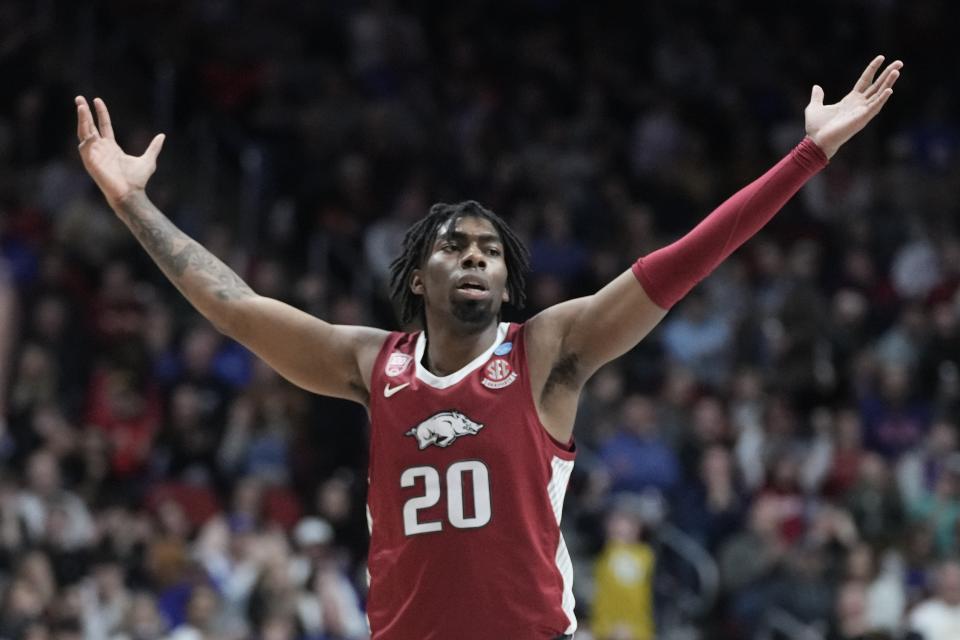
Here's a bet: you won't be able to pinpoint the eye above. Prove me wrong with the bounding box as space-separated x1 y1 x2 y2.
486 247 502 257
441 243 458 253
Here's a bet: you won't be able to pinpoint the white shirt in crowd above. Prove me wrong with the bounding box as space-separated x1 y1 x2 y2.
909 599 960 640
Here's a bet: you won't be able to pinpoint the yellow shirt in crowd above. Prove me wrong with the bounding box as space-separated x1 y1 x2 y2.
591 541 656 640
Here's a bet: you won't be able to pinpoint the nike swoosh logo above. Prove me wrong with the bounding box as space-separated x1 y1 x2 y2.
384 382 410 398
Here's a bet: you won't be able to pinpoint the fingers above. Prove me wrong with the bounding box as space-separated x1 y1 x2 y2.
75 96 100 144
810 85 825 107
853 55 885 93
864 61 903 99
866 87 894 115
93 98 115 140
143 133 166 162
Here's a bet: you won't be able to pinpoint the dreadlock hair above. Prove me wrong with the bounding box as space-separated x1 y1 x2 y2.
389 200 530 328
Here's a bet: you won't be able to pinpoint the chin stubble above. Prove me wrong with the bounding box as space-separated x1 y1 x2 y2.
451 298 495 325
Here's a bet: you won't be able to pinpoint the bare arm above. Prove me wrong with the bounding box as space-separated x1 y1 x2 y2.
528 56 902 441
75 97 386 403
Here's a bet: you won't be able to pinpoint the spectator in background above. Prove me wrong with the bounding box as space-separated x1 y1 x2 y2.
25 292 88 418
718 495 789 635
758 453 809 546
683 396 732 471
112 592 168 640
599 394 680 496
164 584 225 640
217 360 300 488
0 575 47 640
661 293 734 388
908 559 960 640
845 453 905 549
830 581 881 640
821 408 869 498
860 364 932 460
842 543 906 634
155 381 224 482
192 513 264 633
77 552 131 639
6 343 59 443
654 366 697 451
313 473 368 568
16 449 94 549
907 458 960 557
529 202 589 286
901 524 938 609
919 301 960 410
590 496 656 640
674 444 746 552
766 543 834 632
291 517 367 639
897 420 959 506
84 363 162 480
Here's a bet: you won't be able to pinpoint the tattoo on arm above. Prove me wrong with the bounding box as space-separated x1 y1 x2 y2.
119 193 254 301
169 244 255 300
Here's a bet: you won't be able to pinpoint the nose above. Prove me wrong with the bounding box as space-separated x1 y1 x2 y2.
460 245 486 270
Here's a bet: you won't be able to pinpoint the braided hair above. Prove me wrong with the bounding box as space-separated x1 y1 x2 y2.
388 201 530 327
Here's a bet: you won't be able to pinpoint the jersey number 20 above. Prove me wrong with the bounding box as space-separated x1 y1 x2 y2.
401 461 491 535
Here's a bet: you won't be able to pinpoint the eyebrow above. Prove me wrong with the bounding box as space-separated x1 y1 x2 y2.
437 230 503 244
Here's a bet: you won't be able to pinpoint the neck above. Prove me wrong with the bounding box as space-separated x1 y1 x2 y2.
421 316 500 376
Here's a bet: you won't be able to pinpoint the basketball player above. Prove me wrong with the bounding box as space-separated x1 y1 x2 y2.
75 56 901 639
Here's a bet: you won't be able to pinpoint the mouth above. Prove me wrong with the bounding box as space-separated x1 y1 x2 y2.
454 277 490 300
455 276 488 292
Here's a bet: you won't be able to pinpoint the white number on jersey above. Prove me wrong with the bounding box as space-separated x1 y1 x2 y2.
401 460 492 536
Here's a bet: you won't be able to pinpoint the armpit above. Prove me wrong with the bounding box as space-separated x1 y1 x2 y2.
542 352 581 398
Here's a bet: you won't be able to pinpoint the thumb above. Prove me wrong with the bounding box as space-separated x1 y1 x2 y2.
143 133 166 162
810 85 824 106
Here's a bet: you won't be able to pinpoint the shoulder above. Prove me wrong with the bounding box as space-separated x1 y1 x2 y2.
351 327 402 394
363 328 416 371
523 298 590 368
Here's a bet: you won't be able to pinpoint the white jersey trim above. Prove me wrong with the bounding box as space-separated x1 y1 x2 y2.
414 322 510 389
547 456 577 634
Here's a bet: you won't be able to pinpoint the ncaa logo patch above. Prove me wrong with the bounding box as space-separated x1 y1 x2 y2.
494 341 513 356
482 358 518 389
385 353 413 377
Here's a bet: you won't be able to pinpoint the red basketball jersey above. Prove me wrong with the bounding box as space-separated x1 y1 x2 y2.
366 322 577 639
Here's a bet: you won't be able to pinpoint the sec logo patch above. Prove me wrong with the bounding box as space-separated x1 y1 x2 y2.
482 358 518 389
385 353 413 377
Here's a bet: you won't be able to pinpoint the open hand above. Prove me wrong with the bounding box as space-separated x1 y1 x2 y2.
805 55 902 159
75 96 165 205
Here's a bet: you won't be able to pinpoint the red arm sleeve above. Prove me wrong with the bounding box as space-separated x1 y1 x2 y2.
632 137 828 309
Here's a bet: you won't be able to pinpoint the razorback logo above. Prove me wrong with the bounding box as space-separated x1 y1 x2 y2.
385 352 413 377
405 411 484 449
481 358 517 389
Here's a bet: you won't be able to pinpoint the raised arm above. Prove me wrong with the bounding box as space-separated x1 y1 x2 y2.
527 56 902 439
75 97 386 404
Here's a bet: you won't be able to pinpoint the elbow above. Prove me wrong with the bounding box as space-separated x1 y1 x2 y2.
206 298 255 340
208 315 236 338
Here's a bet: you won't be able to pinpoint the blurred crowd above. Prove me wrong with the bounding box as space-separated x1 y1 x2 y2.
1 1 959 639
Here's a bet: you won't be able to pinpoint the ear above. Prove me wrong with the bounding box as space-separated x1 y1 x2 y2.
502 288 509 303
410 270 424 296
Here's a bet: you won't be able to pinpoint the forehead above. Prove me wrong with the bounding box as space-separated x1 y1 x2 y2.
435 215 501 241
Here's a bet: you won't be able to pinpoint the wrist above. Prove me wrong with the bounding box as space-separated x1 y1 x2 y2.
804 134 837 160
796 137 831 168
109 188 148 212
